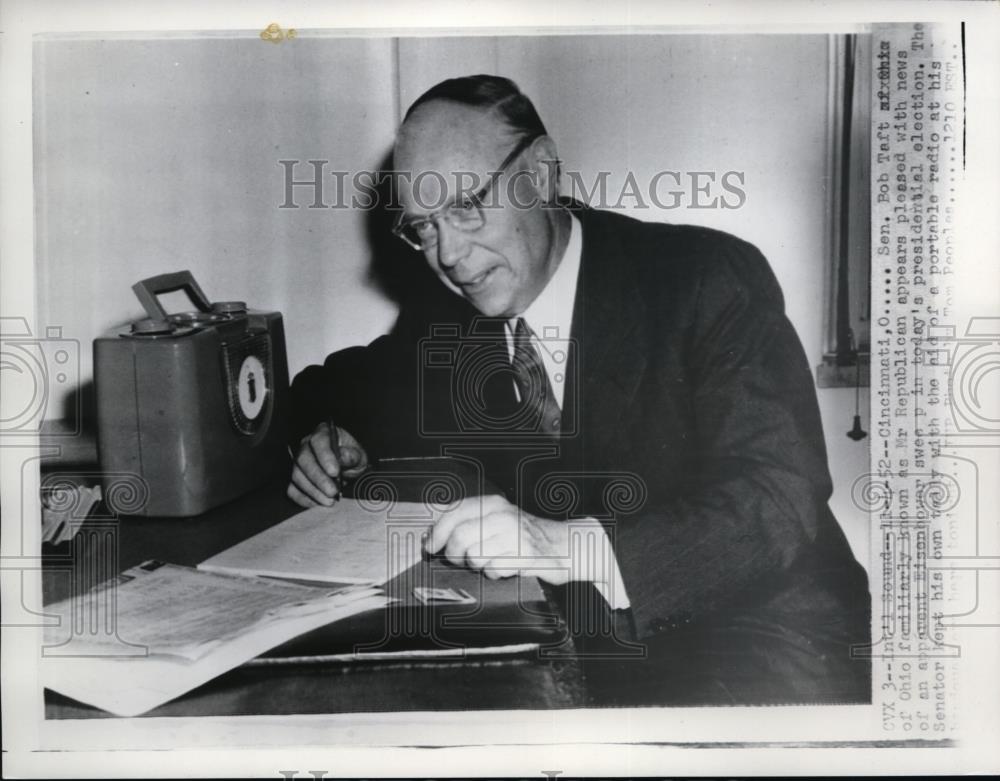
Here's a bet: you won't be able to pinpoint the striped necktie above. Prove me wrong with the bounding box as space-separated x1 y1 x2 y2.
511 317 563 435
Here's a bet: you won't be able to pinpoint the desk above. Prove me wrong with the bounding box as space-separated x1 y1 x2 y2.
41 468 589 718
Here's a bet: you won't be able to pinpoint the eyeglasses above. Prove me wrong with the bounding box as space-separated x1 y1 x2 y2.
392 133 541 251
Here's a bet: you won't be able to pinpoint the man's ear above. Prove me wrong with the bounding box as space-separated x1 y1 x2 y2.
531 135 561 202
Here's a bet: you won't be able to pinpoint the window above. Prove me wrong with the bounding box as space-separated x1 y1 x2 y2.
817 33 871 388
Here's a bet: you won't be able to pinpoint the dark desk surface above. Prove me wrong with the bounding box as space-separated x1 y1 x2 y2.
41 468 590 718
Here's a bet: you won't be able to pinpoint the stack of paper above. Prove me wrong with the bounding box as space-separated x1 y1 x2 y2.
198 498 437 584
41 560 389 716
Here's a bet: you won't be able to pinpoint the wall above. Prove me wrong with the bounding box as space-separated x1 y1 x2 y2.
35 35 400 385
35 32 870 566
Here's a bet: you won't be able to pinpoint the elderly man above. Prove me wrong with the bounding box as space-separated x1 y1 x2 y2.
288 75 871 705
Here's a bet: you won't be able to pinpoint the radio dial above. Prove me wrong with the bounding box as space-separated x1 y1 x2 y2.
236 355 267 421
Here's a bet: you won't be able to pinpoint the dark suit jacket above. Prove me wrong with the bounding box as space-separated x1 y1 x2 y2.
291 204 870 650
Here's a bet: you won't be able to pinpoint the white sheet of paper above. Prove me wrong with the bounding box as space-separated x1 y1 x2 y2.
41 561 390 716
197 499 438 585
41 593 389 717
43 561 375 660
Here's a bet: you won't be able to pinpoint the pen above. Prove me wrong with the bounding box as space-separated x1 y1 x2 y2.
327 418 343 502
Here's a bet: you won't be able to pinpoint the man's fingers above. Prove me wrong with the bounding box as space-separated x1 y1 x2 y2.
427 495 509 554
333 428 370 477
286 480 319 509
426 501 474 553
442 512 524 571
289 463 335 506
443 518 486 568
293 448 339 499
307 425 342 479
337 444 369 477
469 515 546 572
424 500 548 581
294 429 342 498
466 542 518 574
482 560 519 580
304 423 370 483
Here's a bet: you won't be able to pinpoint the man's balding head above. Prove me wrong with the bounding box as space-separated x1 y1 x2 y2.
392 76 568 318
402 75 549 141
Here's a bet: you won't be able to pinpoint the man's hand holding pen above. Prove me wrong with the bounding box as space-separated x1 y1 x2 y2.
287 421 370 507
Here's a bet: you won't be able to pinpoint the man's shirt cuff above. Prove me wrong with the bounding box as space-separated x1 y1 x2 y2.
568 519 631 610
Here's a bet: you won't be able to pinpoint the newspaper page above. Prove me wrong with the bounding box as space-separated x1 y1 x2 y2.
43 560 384 659
1 0 998 777
41 562 388 715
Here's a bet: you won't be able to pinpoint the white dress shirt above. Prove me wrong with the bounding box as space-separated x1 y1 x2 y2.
503 212 631 610
503 210 582 409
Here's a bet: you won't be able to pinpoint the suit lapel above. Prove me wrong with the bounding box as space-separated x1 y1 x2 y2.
567 207 648 452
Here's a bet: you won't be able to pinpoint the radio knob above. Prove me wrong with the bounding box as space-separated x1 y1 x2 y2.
131 318 174 336
212 301 247 315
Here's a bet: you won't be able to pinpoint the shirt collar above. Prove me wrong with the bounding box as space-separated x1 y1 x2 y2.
512 210 582 341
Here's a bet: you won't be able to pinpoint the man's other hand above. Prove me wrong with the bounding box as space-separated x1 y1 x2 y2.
287 422 370 507
425 495 574 585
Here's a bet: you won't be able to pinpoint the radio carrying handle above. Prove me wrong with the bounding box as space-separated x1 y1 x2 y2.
132 271 212 320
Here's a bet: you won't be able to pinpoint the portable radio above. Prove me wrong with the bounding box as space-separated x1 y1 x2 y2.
94 271 289 517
